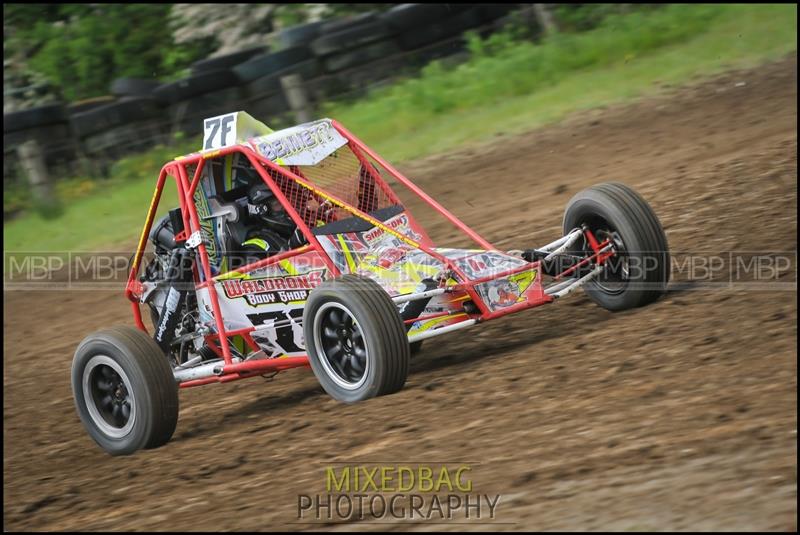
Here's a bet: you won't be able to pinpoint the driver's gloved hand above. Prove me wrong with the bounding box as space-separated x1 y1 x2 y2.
239 228 288 263
288 228 308 249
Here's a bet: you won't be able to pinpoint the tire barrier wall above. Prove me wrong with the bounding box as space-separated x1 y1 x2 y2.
3 4 529 207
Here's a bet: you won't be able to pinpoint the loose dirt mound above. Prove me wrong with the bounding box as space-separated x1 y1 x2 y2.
4 55 797 531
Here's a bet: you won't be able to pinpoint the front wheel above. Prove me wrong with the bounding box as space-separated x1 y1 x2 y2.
563 182 669 311
71 326 179 456
303 275 410 403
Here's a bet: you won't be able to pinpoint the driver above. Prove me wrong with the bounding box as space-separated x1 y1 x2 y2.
239 182 303 264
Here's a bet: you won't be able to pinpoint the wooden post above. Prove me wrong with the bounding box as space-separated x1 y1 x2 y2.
17 139 55 206
280 73 313 124
532 4 558 36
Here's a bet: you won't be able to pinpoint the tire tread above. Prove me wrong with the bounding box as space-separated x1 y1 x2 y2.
563 182 669 310
72 326 178 455
303 274 409 402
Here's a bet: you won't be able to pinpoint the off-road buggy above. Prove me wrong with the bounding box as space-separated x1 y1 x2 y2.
72 112 669 455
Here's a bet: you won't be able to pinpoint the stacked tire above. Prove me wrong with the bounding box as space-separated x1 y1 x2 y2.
69 95 165 173
305 12 403 101
4 104 73 160
383 4 482 66
3 104 77 198
232 46 318 124
4 4 529 192
153 69 245 137
190 47 267 75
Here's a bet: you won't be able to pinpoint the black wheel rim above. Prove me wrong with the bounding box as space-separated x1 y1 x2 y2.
593 227 629 294
82 355 135 437
314 303 368 389
574 218 630 295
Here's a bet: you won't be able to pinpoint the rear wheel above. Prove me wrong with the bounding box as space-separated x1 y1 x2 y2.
563 182 669 311
303 275 409 403
71 326 179 455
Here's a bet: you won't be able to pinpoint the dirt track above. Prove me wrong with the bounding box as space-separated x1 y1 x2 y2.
3 55 797 531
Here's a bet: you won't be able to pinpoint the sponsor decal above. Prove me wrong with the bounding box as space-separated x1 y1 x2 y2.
377 247 407 269
456 252 527 280
193 188 218 269
247 308 305 356
363 214 408 244
480 270 537 309
155 287 180 342
361 214 422 247
487 280 517 307
508 270 536 295
257 121 337 161
221 270 324 306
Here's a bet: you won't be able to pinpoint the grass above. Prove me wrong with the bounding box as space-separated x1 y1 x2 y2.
3 3 796 253
3 140 194 253
326 3 797 160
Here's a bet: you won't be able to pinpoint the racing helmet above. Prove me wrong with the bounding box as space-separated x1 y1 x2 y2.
247 182 296 238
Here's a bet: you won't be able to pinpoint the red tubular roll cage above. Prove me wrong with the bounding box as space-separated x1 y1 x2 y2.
125 120 609 386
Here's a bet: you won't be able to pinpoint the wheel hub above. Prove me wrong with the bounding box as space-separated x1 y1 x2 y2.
315 303 369 389
82 355 136 438
594 228 629 293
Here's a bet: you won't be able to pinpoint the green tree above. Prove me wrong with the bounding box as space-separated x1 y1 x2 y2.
4 4 215 101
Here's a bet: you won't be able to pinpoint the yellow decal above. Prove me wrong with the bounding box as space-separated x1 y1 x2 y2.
507 269 537 302
408 313 468 336
280 259 299 275
231 335 247 354
216 270 251 280
225 153 233 190
243 238 269 250
133 181 164 274
337 234 358 273
194 187 219 270
510 270 536 291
